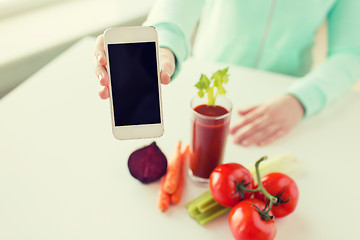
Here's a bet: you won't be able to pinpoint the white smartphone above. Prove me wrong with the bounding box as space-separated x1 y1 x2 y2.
104 26 164 140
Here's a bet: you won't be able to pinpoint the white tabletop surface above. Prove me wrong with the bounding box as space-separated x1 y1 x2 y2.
1 37 359 240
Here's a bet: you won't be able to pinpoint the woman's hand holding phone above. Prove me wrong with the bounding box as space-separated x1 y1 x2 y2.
93 34 175 100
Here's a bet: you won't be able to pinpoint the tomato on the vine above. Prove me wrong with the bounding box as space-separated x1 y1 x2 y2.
209 163 254 207
254 172 299 218
229 198 276 240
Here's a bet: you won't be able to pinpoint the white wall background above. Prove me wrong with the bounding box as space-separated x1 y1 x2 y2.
0 0 155 98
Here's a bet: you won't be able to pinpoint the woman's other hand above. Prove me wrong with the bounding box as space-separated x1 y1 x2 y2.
230 94 305 146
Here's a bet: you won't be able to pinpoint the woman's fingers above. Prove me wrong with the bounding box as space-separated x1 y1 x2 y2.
93 34 108 85
257 128 287 146
94 34 110 99
237 124 281 146
98 86 110 100
94 65 109 86
94 34 107 66
229 107 265 134
232 116 271 144
237 106 257 115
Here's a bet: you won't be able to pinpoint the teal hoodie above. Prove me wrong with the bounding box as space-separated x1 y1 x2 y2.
144 0 360 117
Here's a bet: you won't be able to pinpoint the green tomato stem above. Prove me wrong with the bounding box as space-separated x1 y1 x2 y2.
254 156 278 203
242 156 278 217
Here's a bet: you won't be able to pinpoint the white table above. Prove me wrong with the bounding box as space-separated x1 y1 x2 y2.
1 38 359 240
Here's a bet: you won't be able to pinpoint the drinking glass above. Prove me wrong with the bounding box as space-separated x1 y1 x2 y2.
189 95 232 184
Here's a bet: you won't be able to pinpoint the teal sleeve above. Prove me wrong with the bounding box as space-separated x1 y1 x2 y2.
143 0 205 79
287 0 360 118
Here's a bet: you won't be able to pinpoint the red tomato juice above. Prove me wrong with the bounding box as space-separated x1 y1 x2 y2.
190 104 230 179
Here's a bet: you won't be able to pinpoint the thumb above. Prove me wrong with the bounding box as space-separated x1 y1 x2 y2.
159 48 175 85
160 69 171 85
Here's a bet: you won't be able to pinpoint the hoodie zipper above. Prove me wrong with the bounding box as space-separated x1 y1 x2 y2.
254 0 277 68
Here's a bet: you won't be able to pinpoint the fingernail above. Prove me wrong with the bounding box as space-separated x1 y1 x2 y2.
161 71 171 84
97 54 101 63
98 72 104 80
98 89 106 99
234 138 242 144
241 140 249 146
164 71 170 80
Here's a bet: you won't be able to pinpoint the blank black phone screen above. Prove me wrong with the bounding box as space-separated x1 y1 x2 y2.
107 42 161 126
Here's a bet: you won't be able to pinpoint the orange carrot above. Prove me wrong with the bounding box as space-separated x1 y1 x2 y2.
170 144 190 204
170 169 185 204
158 177 171 212
163 141 182 194
182 144 191 164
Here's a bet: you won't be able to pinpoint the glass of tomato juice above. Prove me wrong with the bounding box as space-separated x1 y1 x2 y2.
189 95 232 183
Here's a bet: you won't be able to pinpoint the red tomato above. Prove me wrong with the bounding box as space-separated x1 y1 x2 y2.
209 163 254 207
229 198 276 240
255 172 299 218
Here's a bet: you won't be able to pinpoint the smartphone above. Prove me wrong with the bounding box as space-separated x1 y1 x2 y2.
104 26 164 140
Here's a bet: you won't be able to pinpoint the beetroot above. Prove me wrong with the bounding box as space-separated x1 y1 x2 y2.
128 142 168 184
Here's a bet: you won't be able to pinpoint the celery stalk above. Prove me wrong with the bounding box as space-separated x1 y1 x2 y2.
194 68 229 106
197 198 219 213
186 190 213 217
198 206 230 226
194 204 230 225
